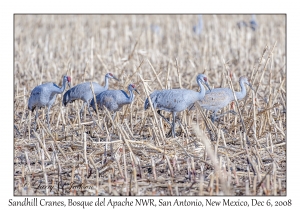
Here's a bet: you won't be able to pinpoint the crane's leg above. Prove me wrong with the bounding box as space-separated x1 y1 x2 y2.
211 111 217 123
25 111 29 119
204 115 216 141
188 103 196 111
212 110 237 122
105 112 116 128
47 106 51 130
157 110 172 126
34 110 39 131
172 112 177 138
218 110 237 118
79 102 86 119
176 117 184 136
112 112 117 121
87 103 94 119
157 110 183 137
86 102 99 127
14 124 21 136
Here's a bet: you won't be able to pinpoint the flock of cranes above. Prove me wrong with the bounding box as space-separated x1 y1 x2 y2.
62 73 119 118
27 14 258 137
28 73 254 138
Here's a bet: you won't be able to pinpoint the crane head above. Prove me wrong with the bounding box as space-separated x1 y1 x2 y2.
106 73 119 81
197 74 211 91
240 76 254 91
67 76 71 88
63 75 71 88
129 84 140 94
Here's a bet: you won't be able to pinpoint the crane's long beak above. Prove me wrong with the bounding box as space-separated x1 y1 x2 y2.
248 83 254 91
113 76 119 81
205 82 211 91
68 82 71 88
134 89 140 94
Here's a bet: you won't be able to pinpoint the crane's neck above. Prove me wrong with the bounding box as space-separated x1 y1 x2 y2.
57 78 67 94
196 79 206 100
104 76 109 90
235 80 247 100
127 89 135 104
198 15 203 26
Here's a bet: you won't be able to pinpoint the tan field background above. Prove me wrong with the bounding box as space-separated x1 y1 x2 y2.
14 14 286 195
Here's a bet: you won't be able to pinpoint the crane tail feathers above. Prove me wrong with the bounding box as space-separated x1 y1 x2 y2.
90 99 96 113
28 97 35 111
62 90 70 106
144 98 149 110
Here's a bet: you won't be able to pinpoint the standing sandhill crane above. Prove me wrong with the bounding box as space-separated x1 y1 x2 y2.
144 74 210 138
90 84 139 119
249 14 258 31
28 75 71 129
62 73 118 118
199 76 254 122
193 14 203 35
150 24 161 35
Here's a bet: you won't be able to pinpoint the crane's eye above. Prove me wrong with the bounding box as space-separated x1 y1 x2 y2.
109 73 113 76
131 84 135 88
204 77 207 82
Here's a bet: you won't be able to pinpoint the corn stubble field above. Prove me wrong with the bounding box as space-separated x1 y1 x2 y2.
14 15 286 196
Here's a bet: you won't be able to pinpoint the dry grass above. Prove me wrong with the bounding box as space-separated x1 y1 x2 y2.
14 14 286 195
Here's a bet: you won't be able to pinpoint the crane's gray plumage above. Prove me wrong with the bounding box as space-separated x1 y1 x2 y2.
150 24 161 35
193 14 203 35
28 75 71 129
90 84 139 114
62 73 118 118
249 14 258 31
144 74 210 138
199 76 254 122
237 14 258 31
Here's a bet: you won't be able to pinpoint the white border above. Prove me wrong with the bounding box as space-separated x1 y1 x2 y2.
1 0 298 209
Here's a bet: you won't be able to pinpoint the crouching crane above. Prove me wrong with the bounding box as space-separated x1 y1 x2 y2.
62 73 118 118
90 83 139 119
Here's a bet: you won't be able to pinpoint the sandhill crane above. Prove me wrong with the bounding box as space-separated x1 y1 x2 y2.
199 76 254 122
144 74 210 138
150 24 161 35
28 75 71 129
90 84 139 119
193 14 203 35
237 14 258 31
249 14 258 31
62 73 118 118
